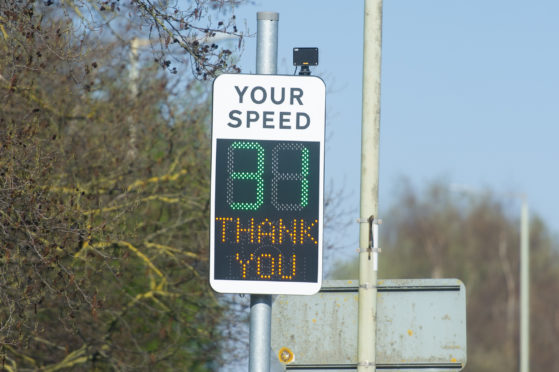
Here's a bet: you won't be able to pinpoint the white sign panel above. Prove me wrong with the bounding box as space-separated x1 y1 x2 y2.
210 74 326 295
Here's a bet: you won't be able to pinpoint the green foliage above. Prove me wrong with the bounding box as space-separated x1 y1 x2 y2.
331 180 559 371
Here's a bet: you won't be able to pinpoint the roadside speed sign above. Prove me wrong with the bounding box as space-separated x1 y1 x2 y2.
210 74 326 295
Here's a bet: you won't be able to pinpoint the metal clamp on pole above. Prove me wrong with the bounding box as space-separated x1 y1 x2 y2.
372 218 380 271
358 361 376 367
356 217 382 258
367 216 374 260
359 283 377 290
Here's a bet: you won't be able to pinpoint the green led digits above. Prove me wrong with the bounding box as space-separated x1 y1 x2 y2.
301 147 310 206
271 143 310 211
225 141 312 212
227 141 264 210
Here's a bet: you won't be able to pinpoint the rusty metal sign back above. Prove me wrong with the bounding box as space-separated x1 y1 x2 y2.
271 279 467 371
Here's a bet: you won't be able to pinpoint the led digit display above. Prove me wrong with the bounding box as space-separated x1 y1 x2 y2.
213 139 320 282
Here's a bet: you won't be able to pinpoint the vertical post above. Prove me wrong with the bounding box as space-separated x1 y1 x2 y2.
256 12 278 75
520 198 530 372
250 295 272 372
250 12 278 372
358 1 383 371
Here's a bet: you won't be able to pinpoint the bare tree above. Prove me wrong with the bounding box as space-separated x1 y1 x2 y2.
331 180 559 372
1 0 248 370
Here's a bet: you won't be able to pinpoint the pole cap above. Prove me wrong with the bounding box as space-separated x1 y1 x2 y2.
257 12 279 21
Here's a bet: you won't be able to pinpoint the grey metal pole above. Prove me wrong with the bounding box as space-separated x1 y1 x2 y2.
249 12 278 372
520 198 530 372
256 12 278 75
250 295 272 372
358 1 382 371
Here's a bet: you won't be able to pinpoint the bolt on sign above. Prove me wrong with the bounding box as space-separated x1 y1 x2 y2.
210 74 326 295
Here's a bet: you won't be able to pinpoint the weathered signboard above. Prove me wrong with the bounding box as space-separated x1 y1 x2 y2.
271 279 467 371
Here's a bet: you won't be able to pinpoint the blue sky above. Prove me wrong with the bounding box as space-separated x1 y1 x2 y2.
230 0 559 265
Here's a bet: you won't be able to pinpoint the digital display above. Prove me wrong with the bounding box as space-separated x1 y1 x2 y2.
210 73 325 295
213 139 320 282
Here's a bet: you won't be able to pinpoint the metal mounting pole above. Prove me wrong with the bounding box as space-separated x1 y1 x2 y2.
358 1 383 371
249 12 278 372
256 12 278 75
520 198 530 372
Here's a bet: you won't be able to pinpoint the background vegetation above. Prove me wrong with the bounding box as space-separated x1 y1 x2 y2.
1 0 244 370
332 181 559 371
